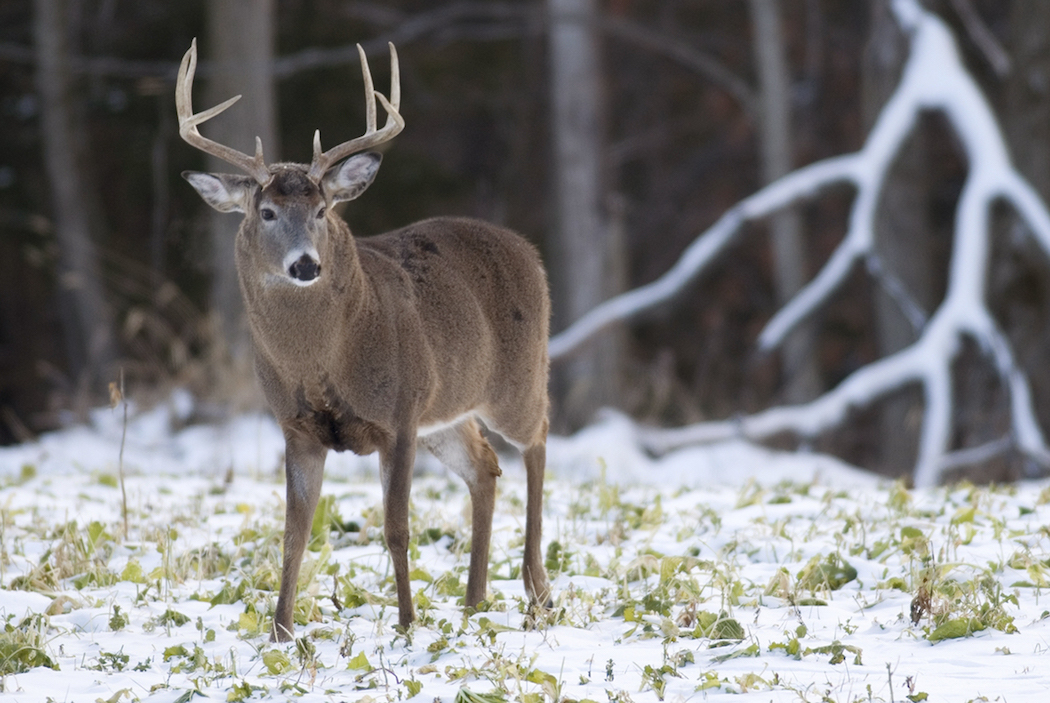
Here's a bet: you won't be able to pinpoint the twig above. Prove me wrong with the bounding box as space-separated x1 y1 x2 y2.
109 369 129 537
948 0 1011 78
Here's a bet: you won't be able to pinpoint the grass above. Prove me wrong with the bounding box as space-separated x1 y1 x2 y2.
0 459 1049 701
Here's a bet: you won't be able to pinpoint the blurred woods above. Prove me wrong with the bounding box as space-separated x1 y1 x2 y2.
1 0 1049 482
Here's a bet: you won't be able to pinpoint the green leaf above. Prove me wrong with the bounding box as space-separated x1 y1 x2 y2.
237 611 262 635
109 605 129 631
454 687 508 703
689 611 744 641
163 645 189 661
797 553 857 591
804 640 863 665
525 668 557 687
710 643 760 663
346 651 372 671
210 580 247 606
309 495 341 551
88 520 109 545
120 559 146 584
160 609 190 627
796 598 827 606
927 618 986 642
262 649 292 675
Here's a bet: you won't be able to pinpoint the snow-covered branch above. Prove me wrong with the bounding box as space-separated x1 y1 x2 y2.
547 154 857 360
556 0 1050 486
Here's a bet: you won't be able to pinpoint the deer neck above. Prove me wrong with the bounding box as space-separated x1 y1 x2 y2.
238 219 371 374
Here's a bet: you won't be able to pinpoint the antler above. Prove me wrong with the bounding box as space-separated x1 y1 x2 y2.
306 43 404 183
176 38 272 186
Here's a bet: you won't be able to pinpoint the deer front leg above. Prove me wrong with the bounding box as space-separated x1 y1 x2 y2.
381 432 417 629
272 430 327 642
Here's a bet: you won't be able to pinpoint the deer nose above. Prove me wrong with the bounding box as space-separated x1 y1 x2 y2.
288 253 320 283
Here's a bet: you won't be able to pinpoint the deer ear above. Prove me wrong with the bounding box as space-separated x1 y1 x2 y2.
182 171 255 213
323 153 382 203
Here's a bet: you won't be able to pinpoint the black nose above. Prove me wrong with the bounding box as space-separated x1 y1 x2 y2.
288 254 320 282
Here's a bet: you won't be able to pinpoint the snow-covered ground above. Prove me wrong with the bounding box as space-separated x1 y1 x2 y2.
1 396 1048 702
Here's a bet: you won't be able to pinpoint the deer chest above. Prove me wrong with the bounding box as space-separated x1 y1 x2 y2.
290 385 391 456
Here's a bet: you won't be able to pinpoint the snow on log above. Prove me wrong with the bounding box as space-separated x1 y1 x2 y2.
552 0 1050 486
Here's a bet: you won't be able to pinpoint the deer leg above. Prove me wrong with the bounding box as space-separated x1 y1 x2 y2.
381 432 417 629
421 419 500 608
272 430 327 642
522 440 552 607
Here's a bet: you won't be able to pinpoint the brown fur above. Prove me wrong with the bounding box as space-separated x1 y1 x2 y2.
185 164 552 641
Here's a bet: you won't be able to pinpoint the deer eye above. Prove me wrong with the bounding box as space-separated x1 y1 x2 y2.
315 207 326 220
260 207 276 221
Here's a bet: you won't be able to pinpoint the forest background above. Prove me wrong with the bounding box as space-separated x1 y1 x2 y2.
2 0 1049 485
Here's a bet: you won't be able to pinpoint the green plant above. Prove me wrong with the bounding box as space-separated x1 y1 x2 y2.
0 614 57 675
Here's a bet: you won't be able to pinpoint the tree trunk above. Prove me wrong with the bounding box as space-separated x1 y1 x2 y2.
204 0 278 399
999 0 1050 476
547 0 623 429
862 0 934 477
1005 0 1050 201
748 0 821 404
33 0 115 399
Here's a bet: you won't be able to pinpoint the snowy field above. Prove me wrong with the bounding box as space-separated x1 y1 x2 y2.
1 396 1049 702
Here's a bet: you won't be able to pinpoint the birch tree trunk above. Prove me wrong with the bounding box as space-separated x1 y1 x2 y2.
548 0 623 429
748 0 821 404
33 0 115 398
204 0 278 392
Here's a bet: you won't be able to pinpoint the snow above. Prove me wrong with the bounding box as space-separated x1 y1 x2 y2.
552 0 1050 488
2 399 1050 702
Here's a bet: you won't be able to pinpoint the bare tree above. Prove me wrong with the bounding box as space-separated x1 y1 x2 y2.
203 0 279 394
32 0 115 398
547 0 623 428
749 0 821 404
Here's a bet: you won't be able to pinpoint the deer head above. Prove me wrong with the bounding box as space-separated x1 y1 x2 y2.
176 38 403 287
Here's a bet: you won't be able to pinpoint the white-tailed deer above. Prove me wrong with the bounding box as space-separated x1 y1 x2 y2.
176 39 551 641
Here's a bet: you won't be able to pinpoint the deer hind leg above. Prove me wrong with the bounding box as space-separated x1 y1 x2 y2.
521 438 552 607
420 418 500 608
273 430 328 642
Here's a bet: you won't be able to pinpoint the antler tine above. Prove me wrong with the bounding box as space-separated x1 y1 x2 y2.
388 42 400 114
175 39 272 186
361 44 377 135
307 42 405 183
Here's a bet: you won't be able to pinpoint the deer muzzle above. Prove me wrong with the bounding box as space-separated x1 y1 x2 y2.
286 251 322 285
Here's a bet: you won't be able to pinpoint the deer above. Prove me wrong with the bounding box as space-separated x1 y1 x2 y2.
175 39 552 641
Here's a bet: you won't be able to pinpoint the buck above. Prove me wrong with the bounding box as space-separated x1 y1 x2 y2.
176 39 551 641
